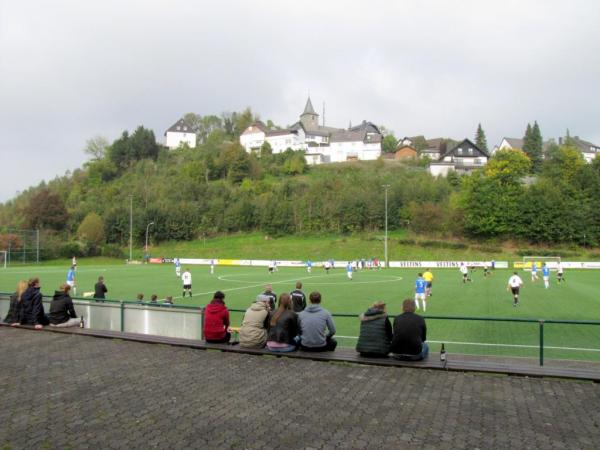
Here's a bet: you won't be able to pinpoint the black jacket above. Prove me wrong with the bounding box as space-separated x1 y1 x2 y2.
355 308 393 356
19 286 48 326
267 309 298 345
49 291 78 325
3 293 22 324
263 290 277 310
290 289 306 312
390 312 427 355
94 281 107 299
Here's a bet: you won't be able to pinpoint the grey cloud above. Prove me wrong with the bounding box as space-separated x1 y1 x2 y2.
1 0 599 202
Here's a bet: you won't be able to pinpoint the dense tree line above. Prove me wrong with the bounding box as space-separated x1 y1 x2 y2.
0 113 598 258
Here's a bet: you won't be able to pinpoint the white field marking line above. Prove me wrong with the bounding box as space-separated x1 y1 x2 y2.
169 273 404 301
217 274 404 286
334 336 600 353
3 268 109 275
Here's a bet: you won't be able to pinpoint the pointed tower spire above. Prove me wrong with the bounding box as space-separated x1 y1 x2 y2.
300 96 319 129
303 97 317 115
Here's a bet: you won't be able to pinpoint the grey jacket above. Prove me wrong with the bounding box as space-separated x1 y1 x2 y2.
298 304 336 348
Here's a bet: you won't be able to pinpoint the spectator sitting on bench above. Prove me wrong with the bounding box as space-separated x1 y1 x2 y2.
298 291 337 352
391 298 428 361
150 294 158 304
266 293 298 353
136 293 144 303
19 277 49 329
355 301 393 357
239 295 270 348
204 291 231 344
4 280 28 325
49 283 80 328
164 296 173 305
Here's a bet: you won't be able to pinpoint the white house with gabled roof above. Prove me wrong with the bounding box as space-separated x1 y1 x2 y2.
164 118 197 149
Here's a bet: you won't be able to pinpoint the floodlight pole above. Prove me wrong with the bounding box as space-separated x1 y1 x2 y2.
129 194 133 261
145 222 154 255
382 184 390 268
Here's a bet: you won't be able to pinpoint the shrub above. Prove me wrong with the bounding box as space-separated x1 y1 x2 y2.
101 244 124 259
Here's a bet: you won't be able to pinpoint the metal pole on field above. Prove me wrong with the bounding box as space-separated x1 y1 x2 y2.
145 222 154 255
382 184 390 268
36 229 39 263
129 194 133 262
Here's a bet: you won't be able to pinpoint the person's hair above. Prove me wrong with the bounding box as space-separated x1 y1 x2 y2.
213 291 225 300
371 301 386 311
60 283 71 294
28 277 40 288
402 298 416 313
514 271 518 275
418 273 422 277
265 284 272 291
16 280 28 302
151 294 158 301
296 281 302 289
137 293 144 300
270 293 292 326
98 276 104 282
309 291 321 304
165 296 173 303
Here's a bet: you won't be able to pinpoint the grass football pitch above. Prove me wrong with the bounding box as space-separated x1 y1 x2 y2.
2 263 600 361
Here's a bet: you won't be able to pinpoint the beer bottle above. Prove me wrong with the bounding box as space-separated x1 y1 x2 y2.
80 316 84 328
440 343 446 361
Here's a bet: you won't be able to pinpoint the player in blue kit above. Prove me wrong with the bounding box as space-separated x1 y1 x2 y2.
346 262 353 280
66 266 76 295
542 263 550 289
414 273 427 311
531 262 539 282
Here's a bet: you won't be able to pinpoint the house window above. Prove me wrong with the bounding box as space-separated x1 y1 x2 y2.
457 148 463 155
468 148 473 155
177 126 181 131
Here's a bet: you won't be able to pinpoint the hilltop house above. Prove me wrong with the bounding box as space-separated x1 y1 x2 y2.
429 138 489 176
164 118 197 149
559 136 600 163
240 98 382 164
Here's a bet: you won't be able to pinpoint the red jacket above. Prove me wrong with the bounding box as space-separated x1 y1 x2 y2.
204 300 230 341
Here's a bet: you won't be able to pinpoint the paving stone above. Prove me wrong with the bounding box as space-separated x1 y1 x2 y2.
1 327 599 449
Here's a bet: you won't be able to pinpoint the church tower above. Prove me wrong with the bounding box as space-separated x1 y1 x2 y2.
300 97 319 129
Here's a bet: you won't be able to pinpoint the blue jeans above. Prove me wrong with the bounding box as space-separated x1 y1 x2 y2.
267 344 297 353
393 342 429 361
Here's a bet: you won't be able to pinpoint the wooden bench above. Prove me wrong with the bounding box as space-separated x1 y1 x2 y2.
2 323 599 382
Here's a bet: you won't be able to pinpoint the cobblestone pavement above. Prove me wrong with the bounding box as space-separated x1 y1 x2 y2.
1 327 599 450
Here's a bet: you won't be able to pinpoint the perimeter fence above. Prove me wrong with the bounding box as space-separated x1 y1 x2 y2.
1 293 599 366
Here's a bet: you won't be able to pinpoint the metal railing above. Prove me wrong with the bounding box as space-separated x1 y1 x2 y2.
2 293 599 366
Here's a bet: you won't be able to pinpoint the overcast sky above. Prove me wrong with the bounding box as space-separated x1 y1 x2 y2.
1 0 599 202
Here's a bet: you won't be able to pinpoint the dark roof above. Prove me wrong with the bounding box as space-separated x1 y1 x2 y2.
443 138 489 158
265 129 296 137
426 138 444 149
330 130 364 143
241 121 268 134
572 137 600 153
349 121 381 134
302 97 318 116
502 137 524 149
166 118 192 134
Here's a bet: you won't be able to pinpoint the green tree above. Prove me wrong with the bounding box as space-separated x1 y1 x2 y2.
382 134 398 153
77 212 105 248
484 149 531 185
522 121 543 172
83 136 109 160
23 188 69 231
475 123 488 153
